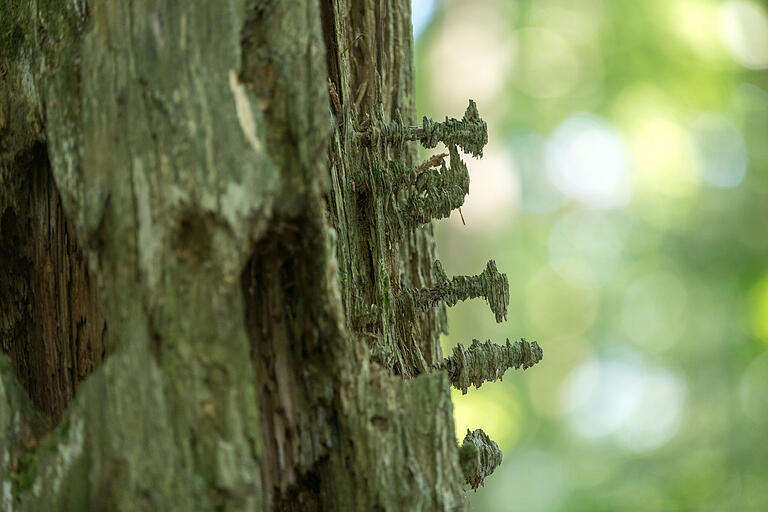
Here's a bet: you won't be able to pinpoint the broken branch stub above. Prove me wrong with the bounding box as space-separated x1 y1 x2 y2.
444 338 543 394
459 428 503 490
381 100 488 158
410 100 488 158
405 259 509 323
402 143 469 226
441 260 509 323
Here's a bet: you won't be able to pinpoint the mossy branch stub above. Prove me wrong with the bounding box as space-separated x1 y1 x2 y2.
401 259 509 323
382 100 488 157
444 338 543 394
459 428 503 490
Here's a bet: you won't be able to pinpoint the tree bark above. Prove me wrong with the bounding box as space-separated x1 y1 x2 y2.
0 1 538 510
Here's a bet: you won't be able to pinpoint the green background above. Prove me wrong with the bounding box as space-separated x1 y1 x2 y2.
413 0 768 509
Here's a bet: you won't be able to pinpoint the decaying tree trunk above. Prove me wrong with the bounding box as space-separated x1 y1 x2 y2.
0 1 541 510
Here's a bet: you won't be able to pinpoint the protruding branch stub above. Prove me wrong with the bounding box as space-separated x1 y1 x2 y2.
444 338 543 394
406 259 509 323
401 144 469 227
380 100 488 158
408 100 488 158
459 428 503 490
379 101 488 230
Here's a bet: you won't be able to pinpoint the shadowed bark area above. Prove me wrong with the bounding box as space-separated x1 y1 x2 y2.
1 142 105 418
0 0 530 510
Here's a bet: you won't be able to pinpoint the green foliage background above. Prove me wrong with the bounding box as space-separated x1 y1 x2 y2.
414 0 768 509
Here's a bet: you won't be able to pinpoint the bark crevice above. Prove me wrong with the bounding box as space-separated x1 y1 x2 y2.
0 141 105 420
242 209 345 510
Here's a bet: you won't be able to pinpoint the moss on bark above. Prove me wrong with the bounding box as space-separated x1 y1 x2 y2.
0 1 541 510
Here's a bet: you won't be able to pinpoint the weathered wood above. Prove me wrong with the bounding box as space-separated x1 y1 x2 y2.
239 1 468 508
0 0 531 510
0 143 104 419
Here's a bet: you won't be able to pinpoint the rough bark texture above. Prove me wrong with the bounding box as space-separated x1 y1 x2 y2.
444 339 543 395
0 1 540 510
459 429 503 491
1 142 105 419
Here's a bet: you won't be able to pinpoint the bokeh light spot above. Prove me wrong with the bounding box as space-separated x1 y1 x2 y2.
689 112 748 188
427 4 516 115
616 369 686 452
629 115 698 198
718 0 768 69
672 2 724 60
562 349 686 451
546 114 634 208
562 352 645 438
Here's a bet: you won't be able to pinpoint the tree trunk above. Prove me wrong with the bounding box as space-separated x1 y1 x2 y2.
0 1 539 510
